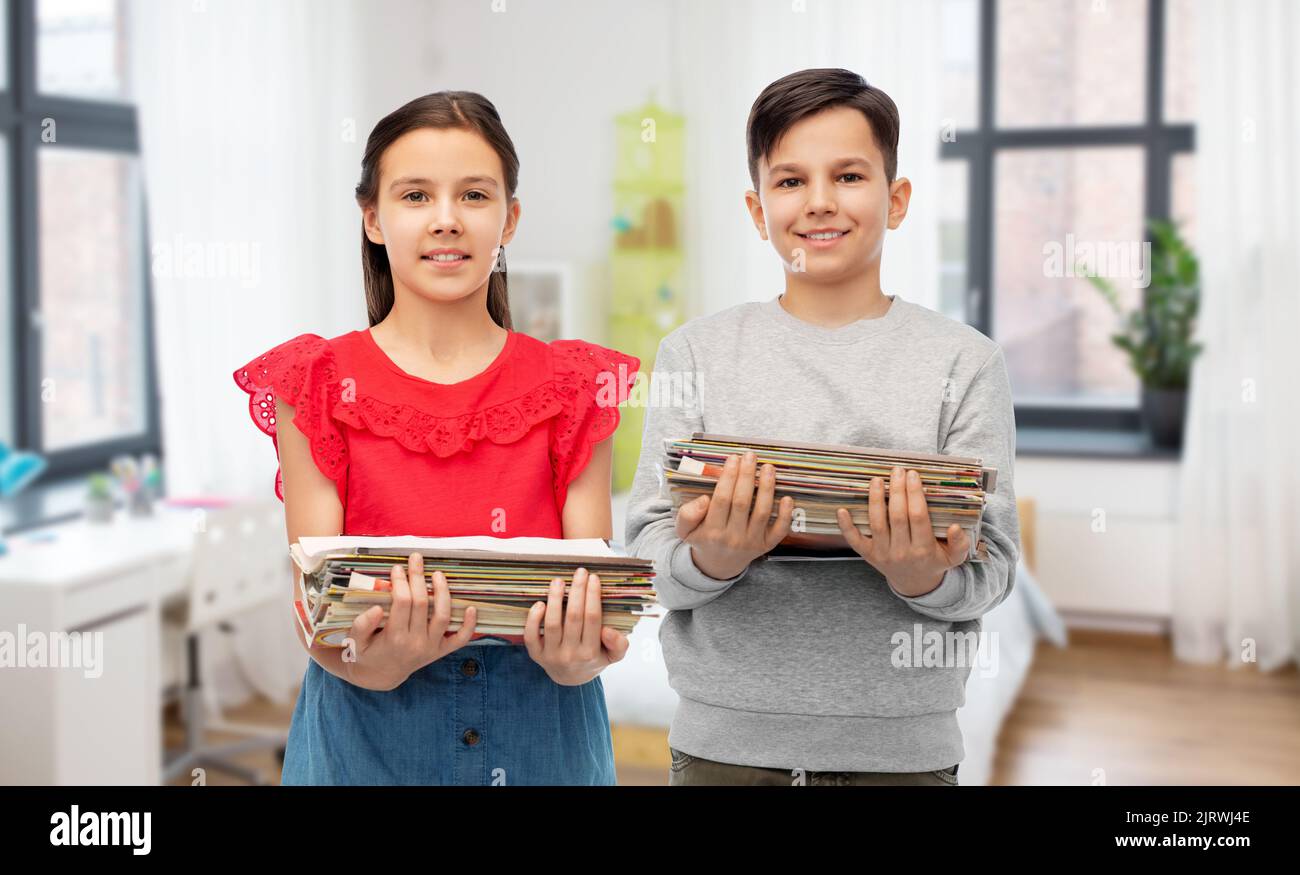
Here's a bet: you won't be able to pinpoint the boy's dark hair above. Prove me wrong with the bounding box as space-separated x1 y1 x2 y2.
746 68 900 188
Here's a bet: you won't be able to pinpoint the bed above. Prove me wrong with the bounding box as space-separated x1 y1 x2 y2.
602 496 1067 784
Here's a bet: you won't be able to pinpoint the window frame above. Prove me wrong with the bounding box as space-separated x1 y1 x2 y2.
3 0 161 478
942 0 1195 431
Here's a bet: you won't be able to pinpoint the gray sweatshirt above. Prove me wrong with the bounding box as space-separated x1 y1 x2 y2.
624 292 1020 773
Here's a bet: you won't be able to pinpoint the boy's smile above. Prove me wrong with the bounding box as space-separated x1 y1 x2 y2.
745 105 910 295
795 227 852 248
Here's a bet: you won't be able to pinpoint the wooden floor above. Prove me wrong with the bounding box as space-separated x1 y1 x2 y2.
990 629 1300 785
165 630 1300 786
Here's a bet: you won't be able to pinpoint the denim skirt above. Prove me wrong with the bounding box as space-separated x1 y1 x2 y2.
280 643 617 785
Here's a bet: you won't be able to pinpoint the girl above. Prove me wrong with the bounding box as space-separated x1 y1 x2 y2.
232 91 640 785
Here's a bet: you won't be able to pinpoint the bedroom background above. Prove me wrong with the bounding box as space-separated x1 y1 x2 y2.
0 0 1296 786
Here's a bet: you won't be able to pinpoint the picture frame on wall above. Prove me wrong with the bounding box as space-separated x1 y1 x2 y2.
503 261 576 343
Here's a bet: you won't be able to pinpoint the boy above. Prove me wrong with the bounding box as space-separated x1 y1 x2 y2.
624 68 1020 786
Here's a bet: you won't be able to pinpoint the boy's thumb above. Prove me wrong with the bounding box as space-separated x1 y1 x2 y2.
682 495 709 522
675 495 708 537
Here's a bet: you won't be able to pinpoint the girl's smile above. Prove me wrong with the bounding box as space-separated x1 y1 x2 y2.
422 247 472 269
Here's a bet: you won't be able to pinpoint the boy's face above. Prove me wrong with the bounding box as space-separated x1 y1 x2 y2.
363 126 520 306
745 106 910 285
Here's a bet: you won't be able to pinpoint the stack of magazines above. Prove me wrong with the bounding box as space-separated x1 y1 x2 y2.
289 535 658 648
659 433 997 562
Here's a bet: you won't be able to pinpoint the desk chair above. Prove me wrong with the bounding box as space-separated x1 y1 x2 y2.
162 500 291 785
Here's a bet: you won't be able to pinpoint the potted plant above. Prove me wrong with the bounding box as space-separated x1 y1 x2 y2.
85 472 115 523
1085 219 1203 449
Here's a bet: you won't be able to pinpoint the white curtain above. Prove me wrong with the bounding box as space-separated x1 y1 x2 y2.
667 0 943 318
130 0 367 501
130 0 368 704
1170 0 1300 670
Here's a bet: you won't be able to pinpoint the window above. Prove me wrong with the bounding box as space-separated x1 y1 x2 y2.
939 0 1195 430
0 132 12 448
937 160 969 323
2 0 159 476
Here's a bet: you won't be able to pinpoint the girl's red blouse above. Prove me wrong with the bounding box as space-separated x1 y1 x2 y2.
232 329 640 538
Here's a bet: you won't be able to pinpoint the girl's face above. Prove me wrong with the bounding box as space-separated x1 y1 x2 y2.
744 106 910 285
363 126 519 306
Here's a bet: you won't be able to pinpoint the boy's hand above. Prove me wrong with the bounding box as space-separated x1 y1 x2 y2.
835 466 970 597
675 451 795 580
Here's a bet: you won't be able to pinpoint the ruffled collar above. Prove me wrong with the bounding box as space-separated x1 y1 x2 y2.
324 329 607 458
235 328 640 505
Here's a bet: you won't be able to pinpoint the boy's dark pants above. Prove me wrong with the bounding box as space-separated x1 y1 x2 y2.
668 748 960 786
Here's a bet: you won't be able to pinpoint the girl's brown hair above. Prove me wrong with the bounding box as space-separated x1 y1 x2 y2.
355 91 519 328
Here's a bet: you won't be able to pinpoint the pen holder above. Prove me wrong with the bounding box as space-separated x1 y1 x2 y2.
127 487 154 518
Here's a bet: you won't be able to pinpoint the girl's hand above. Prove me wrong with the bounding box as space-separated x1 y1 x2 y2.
523 567 630 686
835 466 972 598
343 552 479 691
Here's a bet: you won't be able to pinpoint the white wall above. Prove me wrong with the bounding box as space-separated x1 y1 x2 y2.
1017 456 1180 630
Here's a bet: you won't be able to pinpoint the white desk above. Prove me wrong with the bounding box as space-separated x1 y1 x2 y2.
0 506 201 784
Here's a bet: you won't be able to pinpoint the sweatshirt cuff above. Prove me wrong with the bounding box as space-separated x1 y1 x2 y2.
889 564 966 610
669 540 748 591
